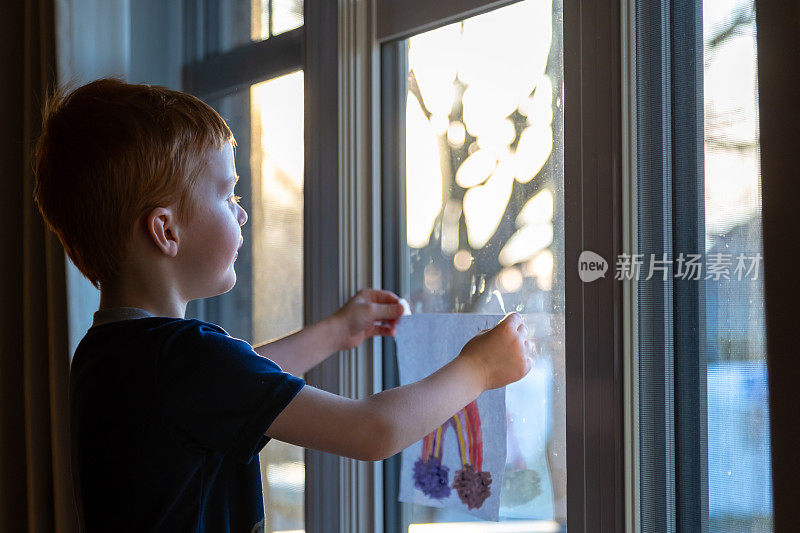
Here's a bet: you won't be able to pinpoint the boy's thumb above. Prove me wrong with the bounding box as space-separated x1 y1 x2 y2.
524 355 534 374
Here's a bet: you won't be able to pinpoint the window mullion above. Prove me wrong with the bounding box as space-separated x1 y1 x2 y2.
336 0 380 531
669 0 708 530
182 29 302 101
563 0 626 530
379 38 408 533
303 0 345 531
622 1 640 531
376 0 524 42
634 0 677 531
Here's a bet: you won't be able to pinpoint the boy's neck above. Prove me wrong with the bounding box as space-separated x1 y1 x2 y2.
92 307 154 327
99 282 187 319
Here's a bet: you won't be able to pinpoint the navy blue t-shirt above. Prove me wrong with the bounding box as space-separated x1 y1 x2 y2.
70 316 305 532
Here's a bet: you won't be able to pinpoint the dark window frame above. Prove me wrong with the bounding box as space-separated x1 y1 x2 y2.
634 0 709 531
562 0 626 529
755 1 800 530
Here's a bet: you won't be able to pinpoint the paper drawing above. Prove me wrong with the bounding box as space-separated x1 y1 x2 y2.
395 314 507 521
413 400 492 509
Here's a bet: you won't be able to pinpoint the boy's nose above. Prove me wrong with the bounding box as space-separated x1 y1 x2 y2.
238 205 248 226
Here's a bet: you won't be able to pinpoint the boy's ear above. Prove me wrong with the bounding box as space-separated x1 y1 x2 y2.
146 207 179 257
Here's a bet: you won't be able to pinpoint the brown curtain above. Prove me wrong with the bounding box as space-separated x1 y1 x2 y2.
0 0 78 531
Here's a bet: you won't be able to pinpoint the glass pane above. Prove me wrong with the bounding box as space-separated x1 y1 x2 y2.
703 1 772 530
215 0 303 54
398 0 565 530
252 0 304 41
251 71 305 533
271 0 304 35
251 0 269 42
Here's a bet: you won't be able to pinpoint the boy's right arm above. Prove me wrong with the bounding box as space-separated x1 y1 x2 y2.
265 313 532 461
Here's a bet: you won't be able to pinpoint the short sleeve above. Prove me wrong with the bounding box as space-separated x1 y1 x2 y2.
157 321 305 463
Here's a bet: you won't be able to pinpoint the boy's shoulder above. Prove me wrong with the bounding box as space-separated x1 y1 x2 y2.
73 311 238 372
72 310 297 391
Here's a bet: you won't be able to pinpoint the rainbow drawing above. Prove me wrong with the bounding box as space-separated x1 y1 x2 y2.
412 399 492 510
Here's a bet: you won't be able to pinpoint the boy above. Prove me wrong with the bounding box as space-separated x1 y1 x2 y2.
33 78 533 532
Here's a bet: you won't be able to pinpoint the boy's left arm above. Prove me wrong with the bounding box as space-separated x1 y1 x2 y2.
252 289 405 375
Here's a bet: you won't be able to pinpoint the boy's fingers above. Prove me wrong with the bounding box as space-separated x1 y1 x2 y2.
374 324 395 337
501 312 522 325
363 289 401 304
372 303 405 320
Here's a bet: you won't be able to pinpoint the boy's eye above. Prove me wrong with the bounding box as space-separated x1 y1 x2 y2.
229 195 242 204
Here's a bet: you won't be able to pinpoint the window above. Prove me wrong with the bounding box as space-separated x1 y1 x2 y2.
374 0 774 531
381 1 566 530
635 0 772 530
59 0 789 530
176 0 778 530
183 4 305 531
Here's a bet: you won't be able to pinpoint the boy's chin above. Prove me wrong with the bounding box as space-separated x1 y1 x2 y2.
207 271 238 298
221 271 238 293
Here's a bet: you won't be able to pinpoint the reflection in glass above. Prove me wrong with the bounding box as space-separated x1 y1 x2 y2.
702 1 772 530
251 71 305 533
401 0 565 529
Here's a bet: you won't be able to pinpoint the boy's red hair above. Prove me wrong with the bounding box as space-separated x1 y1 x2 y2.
33 78 235 289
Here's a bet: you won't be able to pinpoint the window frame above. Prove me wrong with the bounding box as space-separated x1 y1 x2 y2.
633 1 710 531
754 1 800 530
302 0 349 529
181 1 305 343
378 39 407 532
374 0 627 531
562 0 627 529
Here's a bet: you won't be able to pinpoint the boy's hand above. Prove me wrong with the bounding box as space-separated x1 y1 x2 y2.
331 289 406 351
458 312 533 391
